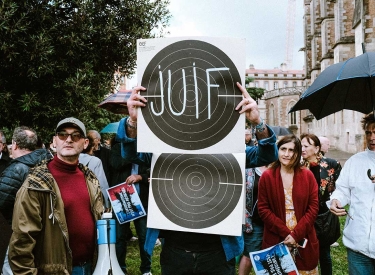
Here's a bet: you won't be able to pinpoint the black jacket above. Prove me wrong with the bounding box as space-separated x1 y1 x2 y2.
0 149 52 224
0 153 11 175
110 142 150 210
94 145 112 184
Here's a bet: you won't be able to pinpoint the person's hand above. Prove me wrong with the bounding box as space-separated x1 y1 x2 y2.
283 234 297 248
235 82 261 125
125 174 142 185
330 199 347 216
127 86 147 122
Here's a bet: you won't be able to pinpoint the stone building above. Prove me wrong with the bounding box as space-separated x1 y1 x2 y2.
246 64 306 136
298 0 375 153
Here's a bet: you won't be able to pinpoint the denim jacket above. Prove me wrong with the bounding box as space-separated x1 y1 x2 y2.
117 117 278 260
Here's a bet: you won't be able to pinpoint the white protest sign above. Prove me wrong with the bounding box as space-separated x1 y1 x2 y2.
147 152 245 236
137 37 246 154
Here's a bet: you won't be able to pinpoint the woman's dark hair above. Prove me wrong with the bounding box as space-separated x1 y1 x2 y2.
270 135 302 170
300 133 321 152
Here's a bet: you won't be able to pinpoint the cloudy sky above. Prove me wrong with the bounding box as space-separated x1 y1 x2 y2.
165 0 305 70
128 0 305 87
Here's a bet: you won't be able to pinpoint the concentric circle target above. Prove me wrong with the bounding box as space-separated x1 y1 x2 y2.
141 40 242 150
152 153 243 229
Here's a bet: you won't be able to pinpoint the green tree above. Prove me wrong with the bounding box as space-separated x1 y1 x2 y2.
0 0 170 142
245 76 265 103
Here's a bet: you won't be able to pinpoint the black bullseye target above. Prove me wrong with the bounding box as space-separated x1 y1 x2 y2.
151 153 243 229
141 40 242 150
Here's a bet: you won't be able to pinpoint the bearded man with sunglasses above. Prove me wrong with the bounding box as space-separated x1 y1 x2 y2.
9 117 105 275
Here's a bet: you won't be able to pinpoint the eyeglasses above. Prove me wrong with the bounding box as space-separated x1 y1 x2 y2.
56 132 84 142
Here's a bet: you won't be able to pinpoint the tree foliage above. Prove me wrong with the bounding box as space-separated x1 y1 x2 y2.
0 0 170 142
245 76 265 103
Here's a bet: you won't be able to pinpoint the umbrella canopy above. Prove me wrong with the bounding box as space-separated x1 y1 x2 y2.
98 90 132 114
270 126 292 136
289 52 375 119
100 122 120 134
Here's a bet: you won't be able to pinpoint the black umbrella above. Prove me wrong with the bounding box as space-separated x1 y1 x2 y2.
289 52 375 119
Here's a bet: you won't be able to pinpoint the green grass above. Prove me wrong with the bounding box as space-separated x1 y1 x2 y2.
123 226 161 275
123 216 349 275
330 215 349 275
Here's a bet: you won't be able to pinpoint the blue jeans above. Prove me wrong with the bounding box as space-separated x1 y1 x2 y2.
160 244 235 275
116 216 151 274
347 248 375 275
71 262 92 275
319 243 332 275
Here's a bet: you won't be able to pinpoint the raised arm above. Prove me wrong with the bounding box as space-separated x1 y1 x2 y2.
235 83 278 167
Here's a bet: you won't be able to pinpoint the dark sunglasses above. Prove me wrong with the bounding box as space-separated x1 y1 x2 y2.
56 132 84 142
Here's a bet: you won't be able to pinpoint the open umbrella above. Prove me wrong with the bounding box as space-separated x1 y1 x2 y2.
270 126 292 136
98 90 132 114
100 122 120 134
289 52 375 119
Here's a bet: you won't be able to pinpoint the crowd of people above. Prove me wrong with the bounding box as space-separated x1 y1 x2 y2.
0 84 374 275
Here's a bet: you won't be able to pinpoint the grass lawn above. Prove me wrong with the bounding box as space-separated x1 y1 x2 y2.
330 215 349 275
124 215 349 275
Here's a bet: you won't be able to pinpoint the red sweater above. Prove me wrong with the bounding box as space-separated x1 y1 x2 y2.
48 157 95 265
258 166 319 271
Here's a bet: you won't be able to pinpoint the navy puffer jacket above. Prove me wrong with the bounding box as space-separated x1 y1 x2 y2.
0 149 52 224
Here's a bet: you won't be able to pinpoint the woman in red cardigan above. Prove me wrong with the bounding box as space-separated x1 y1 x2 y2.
258 135 319 274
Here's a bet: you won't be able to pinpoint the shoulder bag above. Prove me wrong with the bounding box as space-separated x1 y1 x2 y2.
314 210 341 245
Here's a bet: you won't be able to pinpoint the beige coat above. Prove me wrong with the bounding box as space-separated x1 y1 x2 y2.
9 160 104 275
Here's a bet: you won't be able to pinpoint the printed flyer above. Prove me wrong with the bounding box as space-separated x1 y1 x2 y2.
250 243 299 275
107 182 146 224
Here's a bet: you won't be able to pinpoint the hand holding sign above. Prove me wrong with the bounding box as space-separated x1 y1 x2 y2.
127 82 267 137
235 82 260 124
235 82 270 138
127 86 147 122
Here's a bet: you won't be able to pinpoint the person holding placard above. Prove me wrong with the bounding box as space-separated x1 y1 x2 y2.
118 83 278 275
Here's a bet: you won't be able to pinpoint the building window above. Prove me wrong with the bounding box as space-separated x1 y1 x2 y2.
290 111 297 125
283 81 288 88
269 104 275 126
274 82 279 89
255 81 259 87
264 81 269 90
293 81 297 87
288 102 297 125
